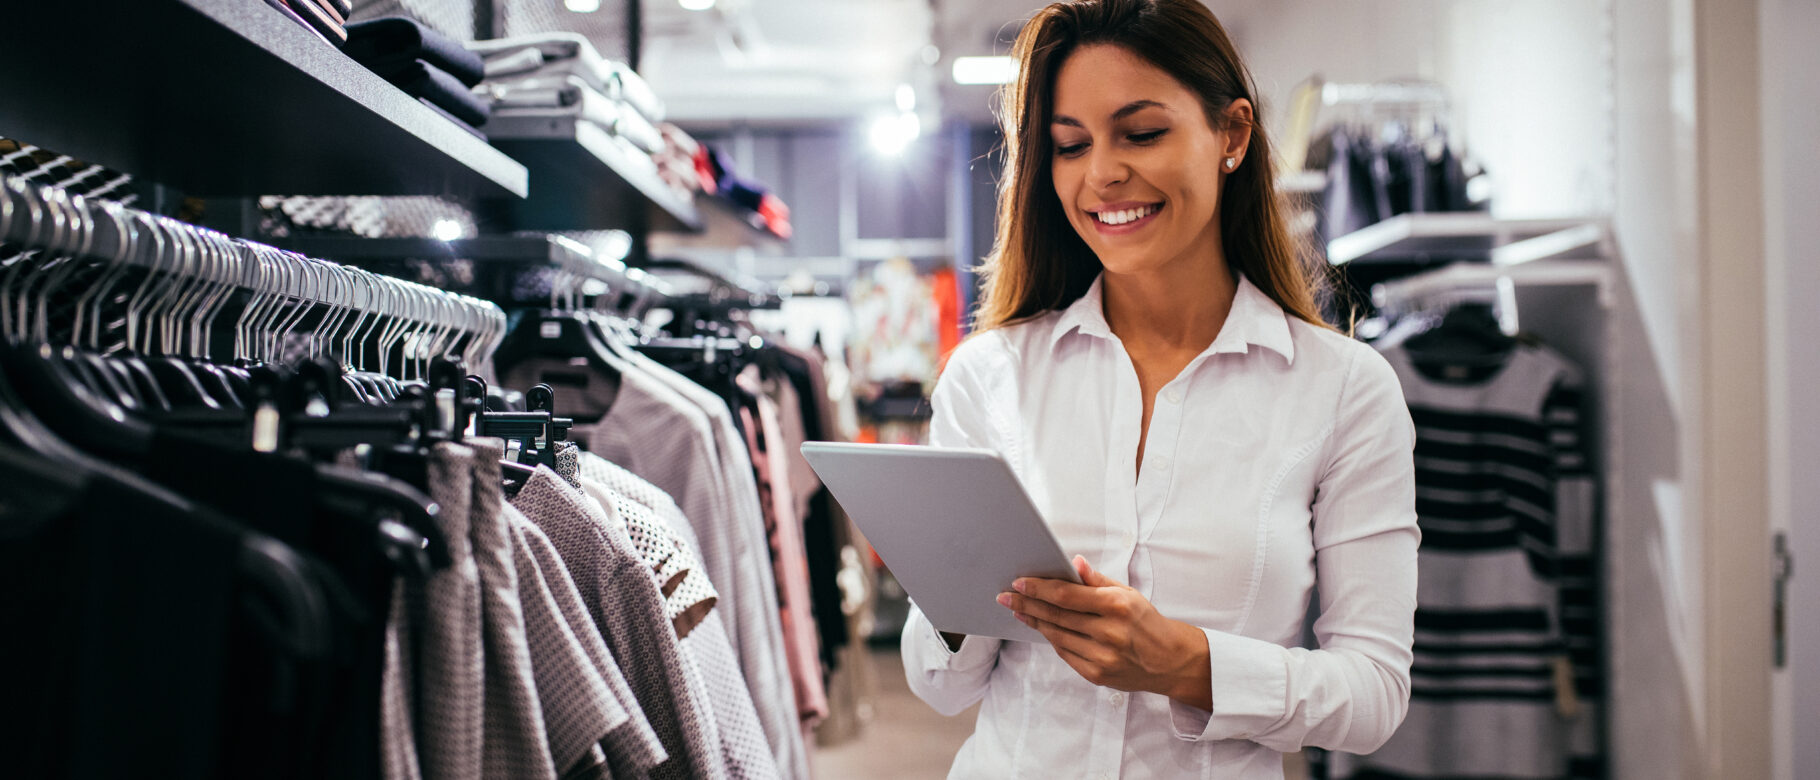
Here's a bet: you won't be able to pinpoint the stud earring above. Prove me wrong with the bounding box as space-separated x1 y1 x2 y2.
1225 158 1238 170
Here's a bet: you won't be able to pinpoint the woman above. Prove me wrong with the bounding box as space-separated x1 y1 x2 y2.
900 1 1419 777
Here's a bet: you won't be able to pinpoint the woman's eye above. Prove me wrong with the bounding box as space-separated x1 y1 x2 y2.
1128 130 1167 144
1055 142 1088 157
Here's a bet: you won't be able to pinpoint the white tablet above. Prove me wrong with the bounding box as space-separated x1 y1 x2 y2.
800 442 1080 644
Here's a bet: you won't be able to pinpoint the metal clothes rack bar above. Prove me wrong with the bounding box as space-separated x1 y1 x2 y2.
0 174 508 370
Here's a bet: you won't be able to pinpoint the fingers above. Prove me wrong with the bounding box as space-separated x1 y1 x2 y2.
1016 610 1093 651
1014 576 1103 613
1073 554 1102 585
1001 591 1098 634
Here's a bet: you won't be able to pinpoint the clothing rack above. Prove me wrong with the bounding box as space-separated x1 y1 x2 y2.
0 174 507 375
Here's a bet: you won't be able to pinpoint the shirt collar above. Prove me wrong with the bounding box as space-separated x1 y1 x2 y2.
1048 271 1297 365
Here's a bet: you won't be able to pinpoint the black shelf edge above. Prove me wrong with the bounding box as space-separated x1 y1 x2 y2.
485 115 702 233
276 235 587 265
0 0 527 199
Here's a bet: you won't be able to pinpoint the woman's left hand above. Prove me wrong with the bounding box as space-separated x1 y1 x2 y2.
1000 555 1214 710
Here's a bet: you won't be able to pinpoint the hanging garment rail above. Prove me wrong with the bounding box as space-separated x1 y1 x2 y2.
0 174 507 378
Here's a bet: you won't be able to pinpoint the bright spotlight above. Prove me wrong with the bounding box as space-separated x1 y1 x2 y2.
432 219 463 241
869 112 920 156
951 55 1016 86
678 0 715 10
564 0 600 11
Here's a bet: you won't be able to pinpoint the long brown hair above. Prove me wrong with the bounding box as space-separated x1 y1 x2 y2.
973 0 1332 332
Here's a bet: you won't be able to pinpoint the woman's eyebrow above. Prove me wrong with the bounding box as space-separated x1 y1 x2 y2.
1052 100 1171 127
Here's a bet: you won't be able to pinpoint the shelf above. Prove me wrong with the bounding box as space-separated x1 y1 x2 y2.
276 235 596 265
0 0 527 199
1372 259 1616 312
276 234 675 308
1327 213 1606 265
649 193 788 256
485 115 701 232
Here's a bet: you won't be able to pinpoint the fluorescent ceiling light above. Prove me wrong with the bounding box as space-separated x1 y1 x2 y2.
564 0 600 12
678 0 716 10
952 55 1016 86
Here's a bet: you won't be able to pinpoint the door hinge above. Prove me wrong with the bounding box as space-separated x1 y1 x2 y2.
1775 532 1793 668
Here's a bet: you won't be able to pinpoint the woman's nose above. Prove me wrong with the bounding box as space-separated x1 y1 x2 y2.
1086 146 1131 191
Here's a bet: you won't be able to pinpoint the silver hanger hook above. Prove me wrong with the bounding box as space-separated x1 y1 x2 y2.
340 267 372 371
73 200 133 350
121 208 170 355
29 189 96 344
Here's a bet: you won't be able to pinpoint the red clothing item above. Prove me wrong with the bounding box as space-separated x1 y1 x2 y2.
931 267 961 370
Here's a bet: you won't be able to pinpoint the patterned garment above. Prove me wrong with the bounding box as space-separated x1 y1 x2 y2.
577 474 718 639
602 351 809 779
465 438 559 780
512 467 729 780
381 582 423 780
553 441 586 491
413 443 484 780
1333 344 1593 779
574 452 779 780
502 502 631 774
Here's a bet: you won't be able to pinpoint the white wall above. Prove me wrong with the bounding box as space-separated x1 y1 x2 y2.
1761 0 1820 776
1229 1 1708 776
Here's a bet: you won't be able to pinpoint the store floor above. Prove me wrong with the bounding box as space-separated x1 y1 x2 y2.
811 646 979 779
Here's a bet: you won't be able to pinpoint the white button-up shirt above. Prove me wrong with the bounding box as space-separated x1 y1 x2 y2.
902 273 1419 779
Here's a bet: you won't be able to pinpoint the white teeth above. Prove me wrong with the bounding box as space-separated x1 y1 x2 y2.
1095 205 1159 225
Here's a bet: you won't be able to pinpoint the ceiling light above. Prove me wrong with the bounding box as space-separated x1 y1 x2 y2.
952 55 1017 86
432 219 463 242
895 84 916 113
564 0 600 12
869 112 920 156
678 0 716 10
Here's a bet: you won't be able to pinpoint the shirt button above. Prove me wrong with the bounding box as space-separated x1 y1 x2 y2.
1164 388 1183 404
1154 457 1170 471
1120 531 1135 547
1109 691 1126 707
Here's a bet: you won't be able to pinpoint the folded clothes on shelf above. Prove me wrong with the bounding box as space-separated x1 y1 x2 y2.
378 59 490 130
468 33 666 124
479 75 665 156
345 17 486 87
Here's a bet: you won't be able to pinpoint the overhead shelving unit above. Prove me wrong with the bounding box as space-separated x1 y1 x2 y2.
0 0 527 198
1327 213 1608 266
485 115 702 233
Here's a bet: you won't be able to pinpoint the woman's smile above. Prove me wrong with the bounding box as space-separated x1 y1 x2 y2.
1087 201 1166 234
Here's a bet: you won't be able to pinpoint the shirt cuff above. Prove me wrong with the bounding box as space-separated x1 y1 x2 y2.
1170 627 1289 742
914 609 1000 673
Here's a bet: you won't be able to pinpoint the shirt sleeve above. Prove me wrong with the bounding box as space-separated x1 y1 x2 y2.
1169 344 1419 754
900 342 1006 716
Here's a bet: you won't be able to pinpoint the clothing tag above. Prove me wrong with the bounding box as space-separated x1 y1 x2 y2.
541 321 562 339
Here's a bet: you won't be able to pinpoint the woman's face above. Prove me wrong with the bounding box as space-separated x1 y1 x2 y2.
1048 44 1246 278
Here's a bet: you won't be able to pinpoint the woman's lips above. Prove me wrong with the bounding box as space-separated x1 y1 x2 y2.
1089 202 1163 235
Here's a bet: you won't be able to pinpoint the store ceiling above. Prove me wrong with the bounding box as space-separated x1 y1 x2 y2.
626 0 1262 128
